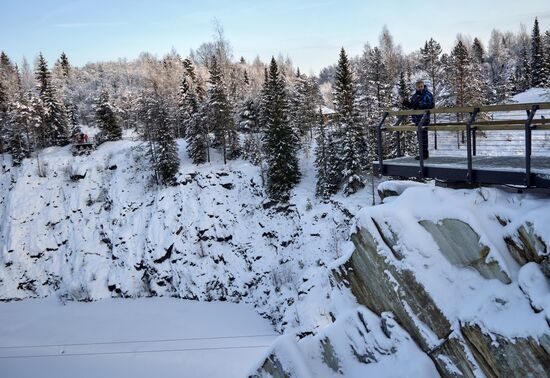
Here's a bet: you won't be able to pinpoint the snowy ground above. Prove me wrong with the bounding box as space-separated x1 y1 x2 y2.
0 297 277 378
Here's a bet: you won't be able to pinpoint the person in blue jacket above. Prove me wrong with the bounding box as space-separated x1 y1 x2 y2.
402 80 434 159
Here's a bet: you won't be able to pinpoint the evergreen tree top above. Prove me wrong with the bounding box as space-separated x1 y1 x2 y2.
451 40 470 63
333 47 357 120
58 52 71 78
0 51 12 69
472 38 485 62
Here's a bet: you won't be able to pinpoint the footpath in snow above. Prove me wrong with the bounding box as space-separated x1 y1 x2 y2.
0 297 277 378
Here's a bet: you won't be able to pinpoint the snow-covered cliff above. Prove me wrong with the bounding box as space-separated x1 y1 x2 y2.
2 139 550 377
0 139 366 337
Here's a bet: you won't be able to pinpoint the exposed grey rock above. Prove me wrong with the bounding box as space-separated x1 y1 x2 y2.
332 225 478 376
430 334 480 378
320 337 341 373
505 222 548 265
252 354 291 378
540 259 550 280
461 324 550 378
334 226 451 350
420 219 511 284
377 188 399 202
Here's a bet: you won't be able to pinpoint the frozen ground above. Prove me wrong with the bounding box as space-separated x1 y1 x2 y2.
0 297 277 378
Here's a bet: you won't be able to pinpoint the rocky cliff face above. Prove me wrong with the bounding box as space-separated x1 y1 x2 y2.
333 185 550 377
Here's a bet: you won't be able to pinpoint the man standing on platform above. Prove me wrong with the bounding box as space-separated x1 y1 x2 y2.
402 80 434 159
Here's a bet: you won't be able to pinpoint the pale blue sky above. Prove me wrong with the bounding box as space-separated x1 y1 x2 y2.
1 0 549 73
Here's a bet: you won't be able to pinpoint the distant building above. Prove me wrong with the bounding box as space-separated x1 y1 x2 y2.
317 106 336 124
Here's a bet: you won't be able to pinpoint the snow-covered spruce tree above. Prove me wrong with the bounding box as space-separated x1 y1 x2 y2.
449 40 472 114
397 71 417 156
52 52 72 100
95 89 121 142
545 31 550 87
470 38 488 106
356 45 379 167
58 52 71 79
183 58 196 82
136 89 181 185
531 18 548 87
7 94 40 165
289 71 321 143
155 104 180 185
512 43 531 94
238 97 258 133
334 48 366 195
239 97 263 165
362 46 400 159
204 56 239 163
187 104 209 164
52 53 78 139
367 47 392 111
0 78 9 154
181 75 208 164
177 74 194 138
397 71 408 105
65 101 80 139
0 52 19 99
264 57 300 201
486 31 514 103
35 53 69 147
315 110 340 199
420 38 444 128
258 68 269 132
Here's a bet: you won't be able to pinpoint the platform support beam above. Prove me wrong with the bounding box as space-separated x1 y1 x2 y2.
472 128 477 156
524 105 539 187
376 112 389 175
465 108 480 183
416 111 430 179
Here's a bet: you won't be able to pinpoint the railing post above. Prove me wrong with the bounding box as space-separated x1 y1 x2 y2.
377 112 389 176
472 128 477 156
397 131 402 157
524 105 539 187
465 108 479 184
394 115 405 157
417 110 430 179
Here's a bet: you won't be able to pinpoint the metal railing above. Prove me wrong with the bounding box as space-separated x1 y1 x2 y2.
376 102 550 187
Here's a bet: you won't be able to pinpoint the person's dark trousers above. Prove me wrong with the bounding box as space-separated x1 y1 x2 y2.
415 120 430 159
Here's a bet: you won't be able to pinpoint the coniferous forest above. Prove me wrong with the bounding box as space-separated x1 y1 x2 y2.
1 19 550 198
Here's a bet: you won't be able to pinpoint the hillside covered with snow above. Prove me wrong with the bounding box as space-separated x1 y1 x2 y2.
1 134 550 377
